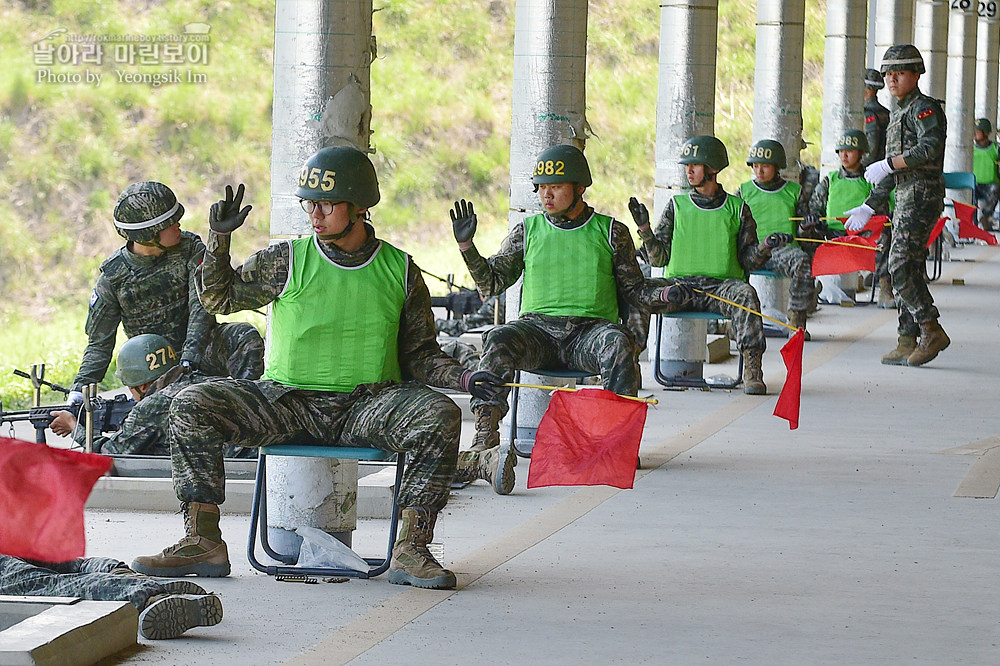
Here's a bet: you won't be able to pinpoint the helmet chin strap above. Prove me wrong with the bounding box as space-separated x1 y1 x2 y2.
318 208 365 241
548 185 584 221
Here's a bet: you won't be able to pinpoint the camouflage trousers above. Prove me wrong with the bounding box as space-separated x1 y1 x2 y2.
976 183 1000 227
0 555 164 611
762 244 814 313
875 219 892 279
472 313 639 414
200 322 265 380
651 277 767 351
168 380 460 512
890 175 944 336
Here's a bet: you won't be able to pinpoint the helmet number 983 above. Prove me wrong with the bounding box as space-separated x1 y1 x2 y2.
534 160 566 177
299 167 337 192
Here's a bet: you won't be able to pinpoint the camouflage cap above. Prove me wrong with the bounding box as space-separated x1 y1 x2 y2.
113 181 185 243
864 68 884 90
880 44 925 75
976 118 993 134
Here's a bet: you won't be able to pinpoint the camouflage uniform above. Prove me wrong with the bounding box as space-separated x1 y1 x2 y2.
865 86 947 337
863 96 891 167
460 205 666 414
171 223 465 512
637 187 770 351
973 138 1000 228
70 364 254 458
73 231 265 391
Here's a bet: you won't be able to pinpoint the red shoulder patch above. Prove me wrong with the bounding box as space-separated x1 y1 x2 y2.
917 109 934 120
865 115 876 123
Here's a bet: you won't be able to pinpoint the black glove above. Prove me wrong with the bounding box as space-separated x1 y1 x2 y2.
763 232 795 249
462 370 505 401
628 197 650 229
660 282 693 304
209 184 252 234
799 213 822 231
451 199 478 244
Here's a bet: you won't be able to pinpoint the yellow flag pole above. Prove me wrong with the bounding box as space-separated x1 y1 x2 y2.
793 237 880 250
690 288 800 334
503 382 659 405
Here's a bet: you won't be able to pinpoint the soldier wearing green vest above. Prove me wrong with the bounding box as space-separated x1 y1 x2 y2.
630 135 791 395
973 118 999 230
130 146 503 591
738 139 815 338
451 144 669 494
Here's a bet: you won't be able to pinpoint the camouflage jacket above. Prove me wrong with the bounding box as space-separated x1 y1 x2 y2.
73 232 215 390
863 96 891 166
636 186 770 285
196 223 467 400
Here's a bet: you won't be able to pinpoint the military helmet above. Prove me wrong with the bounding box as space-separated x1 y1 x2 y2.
976 118 993 134
679 135 729 171
864 68 884 90
746 139 787 169
880 44 925 75
531 144 592 187
296 146 380 208
835 129 870 154
113 182 185 244
115 334 178 387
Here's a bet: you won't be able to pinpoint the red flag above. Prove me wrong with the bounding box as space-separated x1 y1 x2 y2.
527 389 647 489
926 217 948 247
848 214 889 242
811 235 877 276
0 437 112 561
773 329 805 430
953 200 998 246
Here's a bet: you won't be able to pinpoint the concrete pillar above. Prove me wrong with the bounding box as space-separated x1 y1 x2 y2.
913 0 950 99
505 0 589 449
820 0 868 174
265 0 376 553
944 5 979 178
975 10 1000 127
751 0 806 179
871 0 916 109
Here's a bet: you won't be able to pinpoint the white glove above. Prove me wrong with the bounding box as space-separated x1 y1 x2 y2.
864 157 894 186
844 204 875 232
67 390 85 406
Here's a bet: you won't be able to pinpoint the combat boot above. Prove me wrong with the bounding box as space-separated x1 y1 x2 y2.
109 565 208 595
876 277 896 309
881 335 917 365
743 349 766 395
138 593 223 640
387 508 456 589
907 320 950 367
132 502 231 578
476 444 516 494
470 405 502 452
787 310 810 341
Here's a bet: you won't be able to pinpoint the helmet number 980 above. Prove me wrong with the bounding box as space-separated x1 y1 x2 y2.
145 346 177 372
749 147 773 159
299 167 337 192
534 160 566 177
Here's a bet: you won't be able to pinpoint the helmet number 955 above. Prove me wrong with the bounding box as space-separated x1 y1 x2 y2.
146 346 177 371
299 167 337 192
534 160 566 177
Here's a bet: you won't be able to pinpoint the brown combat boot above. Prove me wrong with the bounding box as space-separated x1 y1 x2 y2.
743 350 766 395
470 405 502 452
387 508 456 589
907 320 950 367
881 335 917 366
876 277 896 309
138 593 223 640
131 502 231 578
787 310 811 341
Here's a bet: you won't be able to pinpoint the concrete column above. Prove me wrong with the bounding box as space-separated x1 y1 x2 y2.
506 0 589 449
265 0 376 553
871 0 916 109
913 0 950 99
975 10 1000 126
751 0 806 180
820 0 868 174
944 5 979 176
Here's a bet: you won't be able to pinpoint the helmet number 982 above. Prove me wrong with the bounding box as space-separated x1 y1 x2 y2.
145 346 177 372
299 167 337 192
534 160 566 177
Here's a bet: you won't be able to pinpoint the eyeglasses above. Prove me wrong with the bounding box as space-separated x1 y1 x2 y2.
299 200 340 216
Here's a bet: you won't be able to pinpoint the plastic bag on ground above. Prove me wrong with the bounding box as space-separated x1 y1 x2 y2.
295 525 370 572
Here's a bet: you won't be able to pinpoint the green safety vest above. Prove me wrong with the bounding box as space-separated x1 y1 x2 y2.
665 194 746 281
264 236 406 392
520 212 619 322
973 142 999 185
826 171 874 232
738 180 800 245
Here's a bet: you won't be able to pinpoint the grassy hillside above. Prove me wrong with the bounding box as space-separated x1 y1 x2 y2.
0 0 829 406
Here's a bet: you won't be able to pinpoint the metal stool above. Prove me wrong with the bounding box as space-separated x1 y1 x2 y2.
653 311 743 389
247 444 405 578
508 368 597 458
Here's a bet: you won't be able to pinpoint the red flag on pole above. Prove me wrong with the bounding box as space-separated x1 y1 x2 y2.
926 217 948 247
811 235 877 276
773 329 805 430
953 200 999 246
0 437 112 561
527 389 647 489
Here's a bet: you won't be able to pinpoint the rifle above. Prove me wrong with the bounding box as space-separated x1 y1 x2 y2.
422 269 483 318
0 394 135 446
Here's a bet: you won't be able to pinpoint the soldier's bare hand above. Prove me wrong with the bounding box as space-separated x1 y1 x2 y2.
49 410 77 437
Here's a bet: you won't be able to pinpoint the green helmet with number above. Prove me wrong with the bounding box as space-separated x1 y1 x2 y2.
115 334 178 387
679 135 729 171
835 129 870 154
295 145 380 208
531 144 592 187
880 44 925 75
864 68 885 90
113 181 185 244
746 139 787 169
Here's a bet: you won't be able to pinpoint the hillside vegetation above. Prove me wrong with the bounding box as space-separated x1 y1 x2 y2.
0 0 828 406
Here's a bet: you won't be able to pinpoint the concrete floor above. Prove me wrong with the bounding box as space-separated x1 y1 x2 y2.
72 243 1000 664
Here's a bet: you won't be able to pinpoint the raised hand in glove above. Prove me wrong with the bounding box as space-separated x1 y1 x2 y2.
628 197 650 229
763 232 795 249
461 370 506 401
844 203 875 232
209 184 252 234
660 282 694 304
451 199 478 244
864 157 894 186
